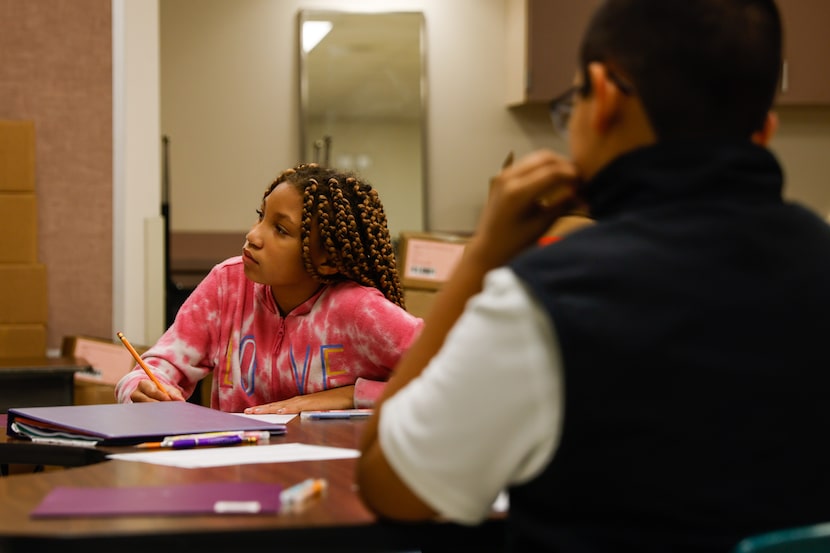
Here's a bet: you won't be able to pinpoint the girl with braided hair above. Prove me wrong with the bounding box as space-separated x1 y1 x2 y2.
115 163 423 413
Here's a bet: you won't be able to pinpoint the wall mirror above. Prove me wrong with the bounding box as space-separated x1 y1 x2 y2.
298 10 427 238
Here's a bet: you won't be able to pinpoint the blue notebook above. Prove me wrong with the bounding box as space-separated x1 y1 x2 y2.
6 401 287 446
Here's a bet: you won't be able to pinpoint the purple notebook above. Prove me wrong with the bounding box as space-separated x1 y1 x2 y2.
6 401 287 446
31 482 283 518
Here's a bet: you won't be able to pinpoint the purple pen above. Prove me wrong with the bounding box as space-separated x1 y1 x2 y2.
161 434 251 448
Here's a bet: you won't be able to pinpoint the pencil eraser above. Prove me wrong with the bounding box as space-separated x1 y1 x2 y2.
213 500 261 514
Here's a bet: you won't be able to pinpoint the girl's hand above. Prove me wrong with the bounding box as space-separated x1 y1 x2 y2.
244 385 355 414
130 379 185 402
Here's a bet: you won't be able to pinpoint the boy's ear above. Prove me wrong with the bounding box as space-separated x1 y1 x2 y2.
587 62 625 134
751 111 778 146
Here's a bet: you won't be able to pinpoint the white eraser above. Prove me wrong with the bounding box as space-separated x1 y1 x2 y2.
213 500 262 514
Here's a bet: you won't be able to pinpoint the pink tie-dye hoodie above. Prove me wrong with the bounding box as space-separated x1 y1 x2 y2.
115 257 423 411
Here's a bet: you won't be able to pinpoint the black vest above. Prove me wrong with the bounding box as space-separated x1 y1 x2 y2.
508 142 830 552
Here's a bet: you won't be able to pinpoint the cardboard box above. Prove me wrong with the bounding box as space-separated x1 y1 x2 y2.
61 335 216 406
397 231 469 290
0 264 47 324
0 193 38 263
403 288 437 319
0 120 36 192
62 335 148 386
74 380 118 405
0 323 46 357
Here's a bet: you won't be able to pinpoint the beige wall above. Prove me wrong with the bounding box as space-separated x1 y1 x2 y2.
160 0 565 239
162 0 830 241
113 0 165 346
770 106 830 213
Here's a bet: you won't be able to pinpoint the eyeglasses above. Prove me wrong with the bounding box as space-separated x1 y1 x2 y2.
548 70 635 138
548 85 586 139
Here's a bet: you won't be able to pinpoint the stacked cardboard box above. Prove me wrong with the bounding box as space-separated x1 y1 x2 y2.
397 231 469 319
0 121 47 357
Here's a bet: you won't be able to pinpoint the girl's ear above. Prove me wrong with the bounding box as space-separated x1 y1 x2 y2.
315 255 340 276
307 221 339 276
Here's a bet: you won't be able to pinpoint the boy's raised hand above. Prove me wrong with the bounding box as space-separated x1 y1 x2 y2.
471 149 581 270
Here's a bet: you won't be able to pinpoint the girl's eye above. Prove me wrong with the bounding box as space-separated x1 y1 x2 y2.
255 209 264 220
276 226 288 236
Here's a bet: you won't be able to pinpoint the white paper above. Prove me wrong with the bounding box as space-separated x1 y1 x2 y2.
230 412 297 424
108 443 359 468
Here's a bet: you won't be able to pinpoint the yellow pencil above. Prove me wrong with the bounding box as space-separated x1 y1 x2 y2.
116 331 170 397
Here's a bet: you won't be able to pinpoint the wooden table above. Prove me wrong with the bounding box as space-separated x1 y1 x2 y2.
0 414 506 552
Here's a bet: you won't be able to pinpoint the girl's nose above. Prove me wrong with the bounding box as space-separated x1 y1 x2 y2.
245 225 260 248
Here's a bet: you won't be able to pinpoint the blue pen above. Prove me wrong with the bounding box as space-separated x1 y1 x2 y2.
300 409 373 420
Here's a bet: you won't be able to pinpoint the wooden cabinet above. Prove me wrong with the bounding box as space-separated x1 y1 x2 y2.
506 0 601 106
776 0 830 105
507 0 830 106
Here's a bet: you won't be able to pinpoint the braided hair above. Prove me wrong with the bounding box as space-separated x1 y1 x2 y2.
263 163 406 309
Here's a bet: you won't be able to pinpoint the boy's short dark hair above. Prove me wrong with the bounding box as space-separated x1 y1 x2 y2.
580 0 782 140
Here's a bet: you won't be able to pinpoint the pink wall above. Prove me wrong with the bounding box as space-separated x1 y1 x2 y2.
0 0 113 350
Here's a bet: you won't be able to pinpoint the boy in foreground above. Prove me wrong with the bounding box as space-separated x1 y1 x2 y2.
357 1 830 551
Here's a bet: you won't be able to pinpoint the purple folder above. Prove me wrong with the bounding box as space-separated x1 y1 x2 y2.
6 401 287 446
31 482 282 518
